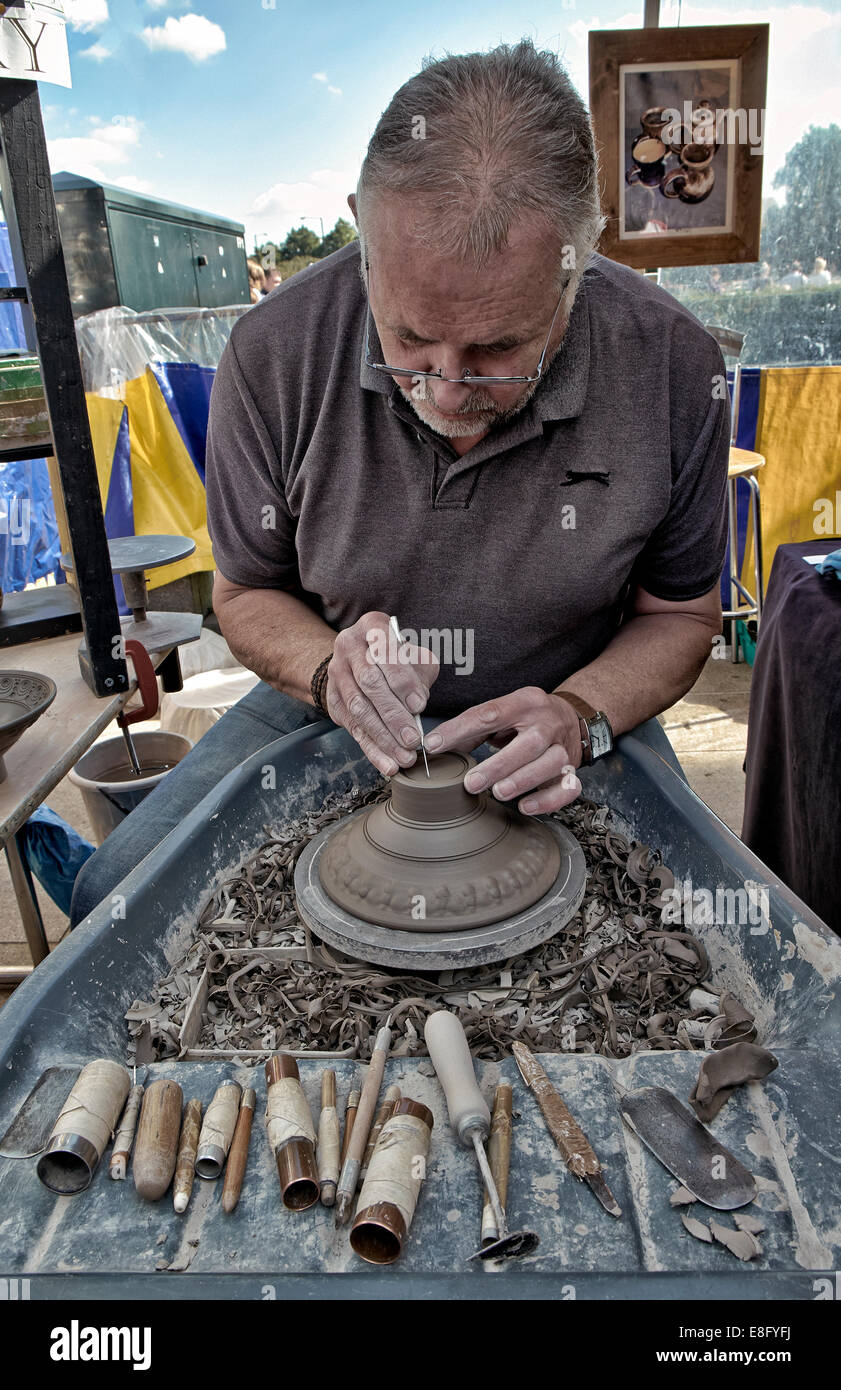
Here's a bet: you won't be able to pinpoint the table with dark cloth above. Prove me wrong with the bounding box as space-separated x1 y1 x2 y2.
742 538 841 932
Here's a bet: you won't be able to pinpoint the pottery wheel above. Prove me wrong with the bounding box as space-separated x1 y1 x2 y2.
294 752 587 970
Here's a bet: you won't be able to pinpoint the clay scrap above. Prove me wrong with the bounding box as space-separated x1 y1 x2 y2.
689 1041 779 1122
128 793 717 1064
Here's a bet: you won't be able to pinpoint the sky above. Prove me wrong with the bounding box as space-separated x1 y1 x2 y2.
34 0 841 248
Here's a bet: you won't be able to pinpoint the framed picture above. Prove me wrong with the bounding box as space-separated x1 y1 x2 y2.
589 24 769 269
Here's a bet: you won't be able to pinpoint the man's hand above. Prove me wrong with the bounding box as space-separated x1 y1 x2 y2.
326 610 439 777
425 686 582 815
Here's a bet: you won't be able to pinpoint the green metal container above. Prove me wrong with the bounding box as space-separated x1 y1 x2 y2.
52 172 251 317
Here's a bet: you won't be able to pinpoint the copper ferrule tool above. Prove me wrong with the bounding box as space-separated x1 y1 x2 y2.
265 1055 320 1211
350 1099 433 1264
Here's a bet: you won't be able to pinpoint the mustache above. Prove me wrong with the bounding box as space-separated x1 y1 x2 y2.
408 377 502 415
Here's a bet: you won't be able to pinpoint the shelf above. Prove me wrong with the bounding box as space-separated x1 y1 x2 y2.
0 439 54 462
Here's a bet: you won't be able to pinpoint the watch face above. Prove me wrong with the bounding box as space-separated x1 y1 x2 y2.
589 716 613 760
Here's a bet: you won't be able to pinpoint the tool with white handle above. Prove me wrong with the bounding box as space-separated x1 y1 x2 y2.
424 1010 539 1261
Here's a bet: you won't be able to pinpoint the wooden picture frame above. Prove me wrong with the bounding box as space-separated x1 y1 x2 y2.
589 24 769 269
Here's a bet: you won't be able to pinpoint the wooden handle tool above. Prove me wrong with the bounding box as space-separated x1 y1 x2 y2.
425 1011 539 1261
110 1082 144 1180
222 1088 256 1213
335 1014 393 1225
133 1079 183 1201
173 1098 202 1213
339 1088 360 1168
317 1070 341 1207
481 1082 513 1246
361 1084 401 1179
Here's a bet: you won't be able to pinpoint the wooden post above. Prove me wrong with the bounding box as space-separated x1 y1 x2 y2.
0 79 128 697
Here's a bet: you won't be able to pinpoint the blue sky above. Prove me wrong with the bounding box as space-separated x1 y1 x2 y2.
37 0 841 248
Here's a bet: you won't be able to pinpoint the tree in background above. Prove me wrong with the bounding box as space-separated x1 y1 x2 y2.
761 125 841 275
279 225 322 261
318 217 357 258
253 218 358 277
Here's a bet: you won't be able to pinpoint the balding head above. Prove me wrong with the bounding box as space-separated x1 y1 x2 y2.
355 39 604 295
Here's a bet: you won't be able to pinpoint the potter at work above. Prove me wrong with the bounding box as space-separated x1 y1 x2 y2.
4 14 839 1328
70 41 729 922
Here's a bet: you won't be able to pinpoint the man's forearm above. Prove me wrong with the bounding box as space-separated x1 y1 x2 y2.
213 582 335 705
557 612 717 735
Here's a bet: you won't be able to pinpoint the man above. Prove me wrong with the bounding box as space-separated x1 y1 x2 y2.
70 40 728 924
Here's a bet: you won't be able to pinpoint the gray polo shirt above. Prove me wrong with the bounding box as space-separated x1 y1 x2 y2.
206 242 728 716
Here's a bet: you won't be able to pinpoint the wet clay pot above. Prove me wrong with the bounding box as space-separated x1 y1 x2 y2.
318 752 562 932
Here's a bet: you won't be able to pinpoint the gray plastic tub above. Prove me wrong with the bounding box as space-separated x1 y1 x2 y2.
0 722 838 1300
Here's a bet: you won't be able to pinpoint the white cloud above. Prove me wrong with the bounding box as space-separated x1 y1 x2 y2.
62 0 109 30
46 115 142 182
246 167 358 247
312 72 342 96
142 14 226 62
79 42 111 61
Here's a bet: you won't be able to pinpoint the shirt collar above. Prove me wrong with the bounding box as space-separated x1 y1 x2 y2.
358 265 592 421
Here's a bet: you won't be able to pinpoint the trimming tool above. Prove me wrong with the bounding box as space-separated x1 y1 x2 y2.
334 1011 394 1226
389 615 430 777
513 1043 622 1218
424 1011 539 1261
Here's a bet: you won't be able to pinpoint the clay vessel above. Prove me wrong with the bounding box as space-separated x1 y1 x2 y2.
318 752 562 932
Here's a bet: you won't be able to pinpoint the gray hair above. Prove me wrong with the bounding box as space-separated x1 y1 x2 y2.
356 40 605 293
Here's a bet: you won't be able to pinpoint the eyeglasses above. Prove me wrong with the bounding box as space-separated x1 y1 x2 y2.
364 263 568 387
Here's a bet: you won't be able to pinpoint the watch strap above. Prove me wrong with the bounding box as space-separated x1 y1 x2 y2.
554 690 599 723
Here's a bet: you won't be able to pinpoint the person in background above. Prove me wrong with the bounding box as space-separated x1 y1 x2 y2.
263 264 284 293
779 261 806 290
753 261 771 291
806 257 832 287
247 258 266 303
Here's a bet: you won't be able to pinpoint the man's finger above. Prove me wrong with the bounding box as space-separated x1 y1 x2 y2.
483 745 572 801
350 651 426 748
518 769 582 816
424 697 514 755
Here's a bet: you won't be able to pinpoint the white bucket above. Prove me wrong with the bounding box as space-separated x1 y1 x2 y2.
68 730 193 845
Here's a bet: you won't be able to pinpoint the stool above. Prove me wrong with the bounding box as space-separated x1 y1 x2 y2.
724 447 765 662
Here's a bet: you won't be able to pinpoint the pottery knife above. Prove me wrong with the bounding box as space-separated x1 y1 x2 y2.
512 1042 622 1218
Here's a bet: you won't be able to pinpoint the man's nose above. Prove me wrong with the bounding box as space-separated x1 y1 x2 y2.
427 373 478 412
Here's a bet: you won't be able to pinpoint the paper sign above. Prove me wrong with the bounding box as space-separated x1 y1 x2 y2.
0 8 71 88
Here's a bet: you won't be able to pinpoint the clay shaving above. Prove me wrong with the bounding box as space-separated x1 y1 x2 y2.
128 792 728 1064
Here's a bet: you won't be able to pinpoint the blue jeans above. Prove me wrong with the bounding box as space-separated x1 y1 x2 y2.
69 681 683 926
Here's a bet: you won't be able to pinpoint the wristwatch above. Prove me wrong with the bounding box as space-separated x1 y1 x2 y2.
553 691 614 765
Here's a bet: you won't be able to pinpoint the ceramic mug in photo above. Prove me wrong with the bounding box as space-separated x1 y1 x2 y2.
661 164 716 203
680 141 714 172
641 106 671 138
627 134 667 186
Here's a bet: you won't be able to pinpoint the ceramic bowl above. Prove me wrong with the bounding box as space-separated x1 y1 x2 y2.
0 671 57 783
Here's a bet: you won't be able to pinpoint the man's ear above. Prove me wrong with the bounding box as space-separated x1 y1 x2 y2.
347 193 358 222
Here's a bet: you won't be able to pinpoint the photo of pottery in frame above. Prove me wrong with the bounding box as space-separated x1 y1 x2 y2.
620 64 735 238
589 24 769 270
